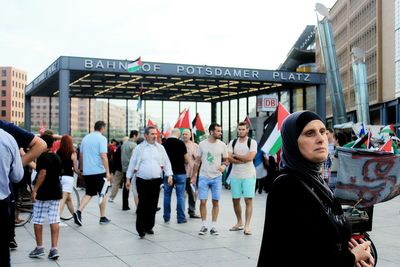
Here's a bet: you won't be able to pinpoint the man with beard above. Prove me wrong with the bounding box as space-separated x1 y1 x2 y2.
192 123 228 236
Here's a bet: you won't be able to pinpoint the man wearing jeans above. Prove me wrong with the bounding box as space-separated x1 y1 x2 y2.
163 128 190 224
192 123 228 235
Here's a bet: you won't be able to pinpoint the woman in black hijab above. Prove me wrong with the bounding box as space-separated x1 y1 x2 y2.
257 111 374 267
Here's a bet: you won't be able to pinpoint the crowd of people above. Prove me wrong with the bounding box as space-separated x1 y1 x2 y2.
2 110 396 266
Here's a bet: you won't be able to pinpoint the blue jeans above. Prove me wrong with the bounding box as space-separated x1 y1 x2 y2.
163 174 187 223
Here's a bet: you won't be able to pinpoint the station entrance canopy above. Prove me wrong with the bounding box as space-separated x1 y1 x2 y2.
25 56 326 134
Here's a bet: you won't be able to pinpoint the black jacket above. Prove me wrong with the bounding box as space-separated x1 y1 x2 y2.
257 172 355 267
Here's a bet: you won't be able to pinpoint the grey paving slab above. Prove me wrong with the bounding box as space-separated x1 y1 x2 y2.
10 187 400 267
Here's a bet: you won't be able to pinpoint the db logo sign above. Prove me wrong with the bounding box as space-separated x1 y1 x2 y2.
257 95 278 112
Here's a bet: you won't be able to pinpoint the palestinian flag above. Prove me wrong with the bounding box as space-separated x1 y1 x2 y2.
380 124 395 135
244 115 254 130
351 131 372 149
260 103 290 156
379 138 394 153
163 122 172 139
174 108 191 130
192 113 206 142
127 57 142 73
147 119 162 140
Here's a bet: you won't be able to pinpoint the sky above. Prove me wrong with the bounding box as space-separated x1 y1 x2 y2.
1 0 336 83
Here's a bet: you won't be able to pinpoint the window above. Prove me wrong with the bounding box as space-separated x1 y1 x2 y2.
1 90 5 97
1 100 6 107
1 70 6 77
1 80 6 87
1 110 6 117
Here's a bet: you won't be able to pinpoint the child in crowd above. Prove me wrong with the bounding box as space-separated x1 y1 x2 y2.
29 134 62 260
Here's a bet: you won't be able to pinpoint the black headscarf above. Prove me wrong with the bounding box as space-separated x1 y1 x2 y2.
280 111 326 183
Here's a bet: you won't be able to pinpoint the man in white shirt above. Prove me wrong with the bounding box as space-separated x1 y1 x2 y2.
125 126 173 238
227 122 257 235
192 123 228 236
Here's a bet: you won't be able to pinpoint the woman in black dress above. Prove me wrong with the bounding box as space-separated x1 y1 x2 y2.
257 111 374 267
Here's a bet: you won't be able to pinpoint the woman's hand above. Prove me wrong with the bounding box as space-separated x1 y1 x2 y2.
349 238 374 267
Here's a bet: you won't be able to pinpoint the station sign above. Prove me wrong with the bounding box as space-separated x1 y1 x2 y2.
257 94 278 112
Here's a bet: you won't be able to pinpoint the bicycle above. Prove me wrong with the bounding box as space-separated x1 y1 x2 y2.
14 182 33 227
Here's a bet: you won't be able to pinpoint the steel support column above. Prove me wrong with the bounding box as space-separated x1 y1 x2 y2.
58 69 70 135
316 84 327 123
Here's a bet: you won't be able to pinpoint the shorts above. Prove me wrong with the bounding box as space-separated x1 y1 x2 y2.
61 175 74 193
231 177 256 199
84 173 106 196
32 200 61 225
198 175 222 201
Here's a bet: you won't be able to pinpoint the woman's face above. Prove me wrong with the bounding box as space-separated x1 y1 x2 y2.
297 120 328 163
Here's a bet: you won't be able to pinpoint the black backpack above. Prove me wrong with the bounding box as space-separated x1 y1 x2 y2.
226 137 253 178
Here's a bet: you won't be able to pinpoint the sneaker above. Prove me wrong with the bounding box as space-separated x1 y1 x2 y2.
108 197 114 203
99 217 111 225
210 227 219 236
9 238 18 250
73 211 82 226
198 226 208 235
48 248 59 260
29 247 45 258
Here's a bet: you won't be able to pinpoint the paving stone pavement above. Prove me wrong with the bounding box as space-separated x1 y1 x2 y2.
11 187 400 266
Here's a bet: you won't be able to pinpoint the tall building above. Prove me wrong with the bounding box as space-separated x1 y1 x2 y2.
30 97 80 134
316 0 398 125
0 66 26 126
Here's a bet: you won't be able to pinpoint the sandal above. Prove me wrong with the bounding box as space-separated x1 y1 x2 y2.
229 226 244 231
244 229 252 235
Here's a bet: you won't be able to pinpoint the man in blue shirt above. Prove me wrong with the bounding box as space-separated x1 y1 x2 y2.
73 121 111 226
0 128 24 267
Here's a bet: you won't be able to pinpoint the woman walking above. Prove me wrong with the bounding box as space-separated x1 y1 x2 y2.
57 135 81 218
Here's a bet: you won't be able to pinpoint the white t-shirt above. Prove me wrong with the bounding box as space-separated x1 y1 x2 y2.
198 139 228 179
228 137 257 179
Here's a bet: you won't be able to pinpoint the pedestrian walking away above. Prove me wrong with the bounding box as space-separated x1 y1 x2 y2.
108 138 127 209
73 121 111 226
120 130 140 210
163 128 190 224
57 135 81 220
